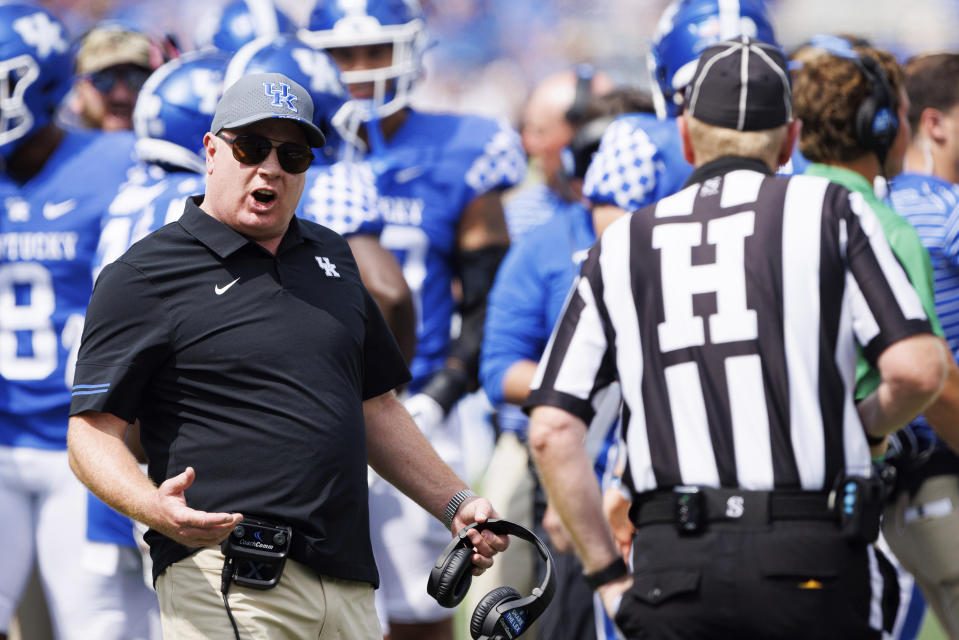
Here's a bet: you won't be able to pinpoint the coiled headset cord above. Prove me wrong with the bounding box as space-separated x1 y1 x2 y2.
220 556 242 640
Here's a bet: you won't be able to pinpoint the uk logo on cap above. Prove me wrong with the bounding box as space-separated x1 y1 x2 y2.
264 82 298 113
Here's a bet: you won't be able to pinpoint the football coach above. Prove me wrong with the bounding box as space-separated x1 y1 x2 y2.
66 72 507 640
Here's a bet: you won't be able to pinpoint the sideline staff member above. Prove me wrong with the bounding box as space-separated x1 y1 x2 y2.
66 72 506 639
885 52 959 637
527 38 948 639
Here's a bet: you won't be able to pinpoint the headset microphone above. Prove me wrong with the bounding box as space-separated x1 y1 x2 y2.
427 519 555 640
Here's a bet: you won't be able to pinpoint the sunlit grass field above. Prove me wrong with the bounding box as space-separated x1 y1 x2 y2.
919 612 947 640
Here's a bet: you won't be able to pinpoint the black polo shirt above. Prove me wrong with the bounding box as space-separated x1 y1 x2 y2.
70 197 410 586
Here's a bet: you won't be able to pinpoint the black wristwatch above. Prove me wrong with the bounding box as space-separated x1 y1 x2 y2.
583 558 629 590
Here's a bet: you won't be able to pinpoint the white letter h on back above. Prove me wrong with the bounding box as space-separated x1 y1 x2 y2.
652 211 758 352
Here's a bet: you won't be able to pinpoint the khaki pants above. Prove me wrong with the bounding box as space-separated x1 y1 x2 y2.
882 474 959 639
156 547 381 639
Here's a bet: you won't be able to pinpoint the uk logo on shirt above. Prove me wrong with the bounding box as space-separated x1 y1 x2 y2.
264 82 297 113
316 256 339 278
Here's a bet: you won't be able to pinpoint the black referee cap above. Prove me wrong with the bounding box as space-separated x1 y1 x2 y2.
685 36 792 131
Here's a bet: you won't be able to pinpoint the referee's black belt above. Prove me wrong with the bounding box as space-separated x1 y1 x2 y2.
630 487 836 529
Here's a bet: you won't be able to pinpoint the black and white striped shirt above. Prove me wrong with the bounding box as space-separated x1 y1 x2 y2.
527 157 933 495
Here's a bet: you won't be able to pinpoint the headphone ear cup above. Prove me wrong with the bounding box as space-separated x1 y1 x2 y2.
852 56 899 160
429 546 473 608
470 585 521 640
855 95 878 152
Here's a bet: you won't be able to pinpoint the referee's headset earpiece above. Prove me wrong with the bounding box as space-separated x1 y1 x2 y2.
427 519 556 640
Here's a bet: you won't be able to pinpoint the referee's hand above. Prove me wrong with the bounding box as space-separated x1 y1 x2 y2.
150 466 243 547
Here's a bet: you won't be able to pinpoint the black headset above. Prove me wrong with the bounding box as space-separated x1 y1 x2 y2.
802 35 900 168
427 519 555 640
850 54 899 167
561 114 616 180
565 63 595 125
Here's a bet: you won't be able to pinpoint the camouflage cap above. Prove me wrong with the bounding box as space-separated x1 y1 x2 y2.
77 25 159 74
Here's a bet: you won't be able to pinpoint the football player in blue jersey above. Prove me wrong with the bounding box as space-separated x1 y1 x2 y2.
583 0 777 228
302 2 525 638
194 0 296 54
97 49 232 276
0 4 140 639
225 33 416 361
884 52 959 640
481 89 648 640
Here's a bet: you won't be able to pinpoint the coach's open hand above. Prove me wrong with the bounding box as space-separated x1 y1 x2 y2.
150 466 243 547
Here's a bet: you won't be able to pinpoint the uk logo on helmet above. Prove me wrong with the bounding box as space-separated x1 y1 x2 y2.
264 82 297 113
12 12 67 59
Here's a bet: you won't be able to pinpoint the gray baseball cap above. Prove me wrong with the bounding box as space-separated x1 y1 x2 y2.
211 72 326 147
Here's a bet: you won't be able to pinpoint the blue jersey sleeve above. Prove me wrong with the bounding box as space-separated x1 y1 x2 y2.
583 113 690 212
96 165 201 280
480 235 551 406
298 161 383 237
461 117 527 202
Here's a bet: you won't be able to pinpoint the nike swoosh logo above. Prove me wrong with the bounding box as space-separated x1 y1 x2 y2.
214 277 240 295
42 199 77 220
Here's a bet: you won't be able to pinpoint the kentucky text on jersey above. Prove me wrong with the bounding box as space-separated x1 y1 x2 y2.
0 129 136 449
377 196 424 226
0 232 78 260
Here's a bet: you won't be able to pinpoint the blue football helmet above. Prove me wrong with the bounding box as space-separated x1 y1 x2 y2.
648 0 777 119
195 0 295 54
132 49 231 172
0 2 71 160
300 0 429 120
225 34 352 161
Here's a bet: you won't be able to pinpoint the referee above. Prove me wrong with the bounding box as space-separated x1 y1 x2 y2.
526 37 948 640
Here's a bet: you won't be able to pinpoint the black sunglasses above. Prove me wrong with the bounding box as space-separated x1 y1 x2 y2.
216 132 314 174
89 66 150 93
